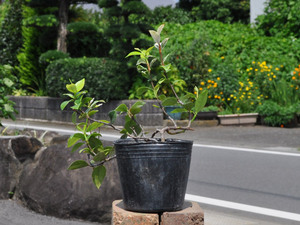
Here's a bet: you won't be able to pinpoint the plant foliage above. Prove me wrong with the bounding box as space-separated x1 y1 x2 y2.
46 57 129 101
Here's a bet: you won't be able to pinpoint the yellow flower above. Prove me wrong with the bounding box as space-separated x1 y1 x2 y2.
273 75 276 78
220 92 223 95
269 78 272 81
200 81 205 85
217 77 220 80
275 68 280 71
199 87 203 91
292 76 296 80
252 61 255 64
208 69 212 73
227 98 231 101
221 56 225 59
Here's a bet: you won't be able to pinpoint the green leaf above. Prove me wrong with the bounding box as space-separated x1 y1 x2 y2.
194 90 208 113
93 152 106 162
75 79 85 92
92 166 106 189
171 108 187 113
88 135 102 150
130 101 145 115
88 110 98 117
71 142 84 153
66 83 77 94
158 78 166 84
68 160 89 170
108 110 117 124
4 104 14 113
67 135 81 147
161 64 171 73
126 51 141 58
158 94 166 101
3 78 14 87
149 30 160 44
115 104 128 113
157 24 164 35
87 122 103 132
162 97 178 107
71 112 77 124
137 87 152 96
183 102 194 111
60 100 71 110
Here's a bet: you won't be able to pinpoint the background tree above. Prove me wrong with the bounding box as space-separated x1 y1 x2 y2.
255 0 300 38
26 0 98 53
0 0 24 66
177 0 250 24
98 0 152 59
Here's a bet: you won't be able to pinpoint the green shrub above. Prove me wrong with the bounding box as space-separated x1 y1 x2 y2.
0 65 17 125
46 57 129 100
39 50 70 66
255 0 300 38
257 101 299 127
67 21 110 57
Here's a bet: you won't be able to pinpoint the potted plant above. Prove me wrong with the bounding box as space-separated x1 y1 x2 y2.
61 24 208 212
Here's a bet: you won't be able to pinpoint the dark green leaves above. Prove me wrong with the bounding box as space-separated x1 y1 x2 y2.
92 166 106 189
68 160 89 170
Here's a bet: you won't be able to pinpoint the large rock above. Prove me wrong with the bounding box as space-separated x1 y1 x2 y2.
10 135 43 162
0 137 22 199
16 138 122 223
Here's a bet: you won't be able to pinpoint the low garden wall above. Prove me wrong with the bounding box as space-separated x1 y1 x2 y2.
9 96 163 126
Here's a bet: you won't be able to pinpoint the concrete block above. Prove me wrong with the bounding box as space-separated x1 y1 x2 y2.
112 200 159 225
161 201 204 225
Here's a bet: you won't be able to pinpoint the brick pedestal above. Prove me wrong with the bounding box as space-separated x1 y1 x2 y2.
112 200 204 225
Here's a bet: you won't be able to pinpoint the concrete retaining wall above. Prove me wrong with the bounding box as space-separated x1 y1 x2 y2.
9 96 163 126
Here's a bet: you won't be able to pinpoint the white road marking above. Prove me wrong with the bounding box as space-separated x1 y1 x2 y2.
194 143 300 157
185 194 300 222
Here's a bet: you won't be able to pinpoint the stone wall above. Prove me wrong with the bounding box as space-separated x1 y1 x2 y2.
9 96 163 126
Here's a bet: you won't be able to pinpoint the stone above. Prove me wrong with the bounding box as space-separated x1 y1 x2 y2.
16 141 122 223
0 137 22 199
161 201 204 225
10 135 43 162
112 200 159 225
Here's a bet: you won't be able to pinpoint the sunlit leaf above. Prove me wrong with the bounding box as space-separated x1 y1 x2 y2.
75 79 85 92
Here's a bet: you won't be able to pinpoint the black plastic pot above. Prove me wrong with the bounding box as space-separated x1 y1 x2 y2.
114 138 193 213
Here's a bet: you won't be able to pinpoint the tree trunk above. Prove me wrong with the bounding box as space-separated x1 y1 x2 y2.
57 0 69 53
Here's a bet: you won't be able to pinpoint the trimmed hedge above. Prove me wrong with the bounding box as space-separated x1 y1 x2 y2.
46 57 129 101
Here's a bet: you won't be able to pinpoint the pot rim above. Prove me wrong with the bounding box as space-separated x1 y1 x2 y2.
114 138 193 146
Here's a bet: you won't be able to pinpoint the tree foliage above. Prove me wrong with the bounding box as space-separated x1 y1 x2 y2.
0 0 24 66
177 0 250 24
255 0 300 38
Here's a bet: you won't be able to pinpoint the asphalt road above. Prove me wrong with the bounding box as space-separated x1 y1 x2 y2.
186 144 300 224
